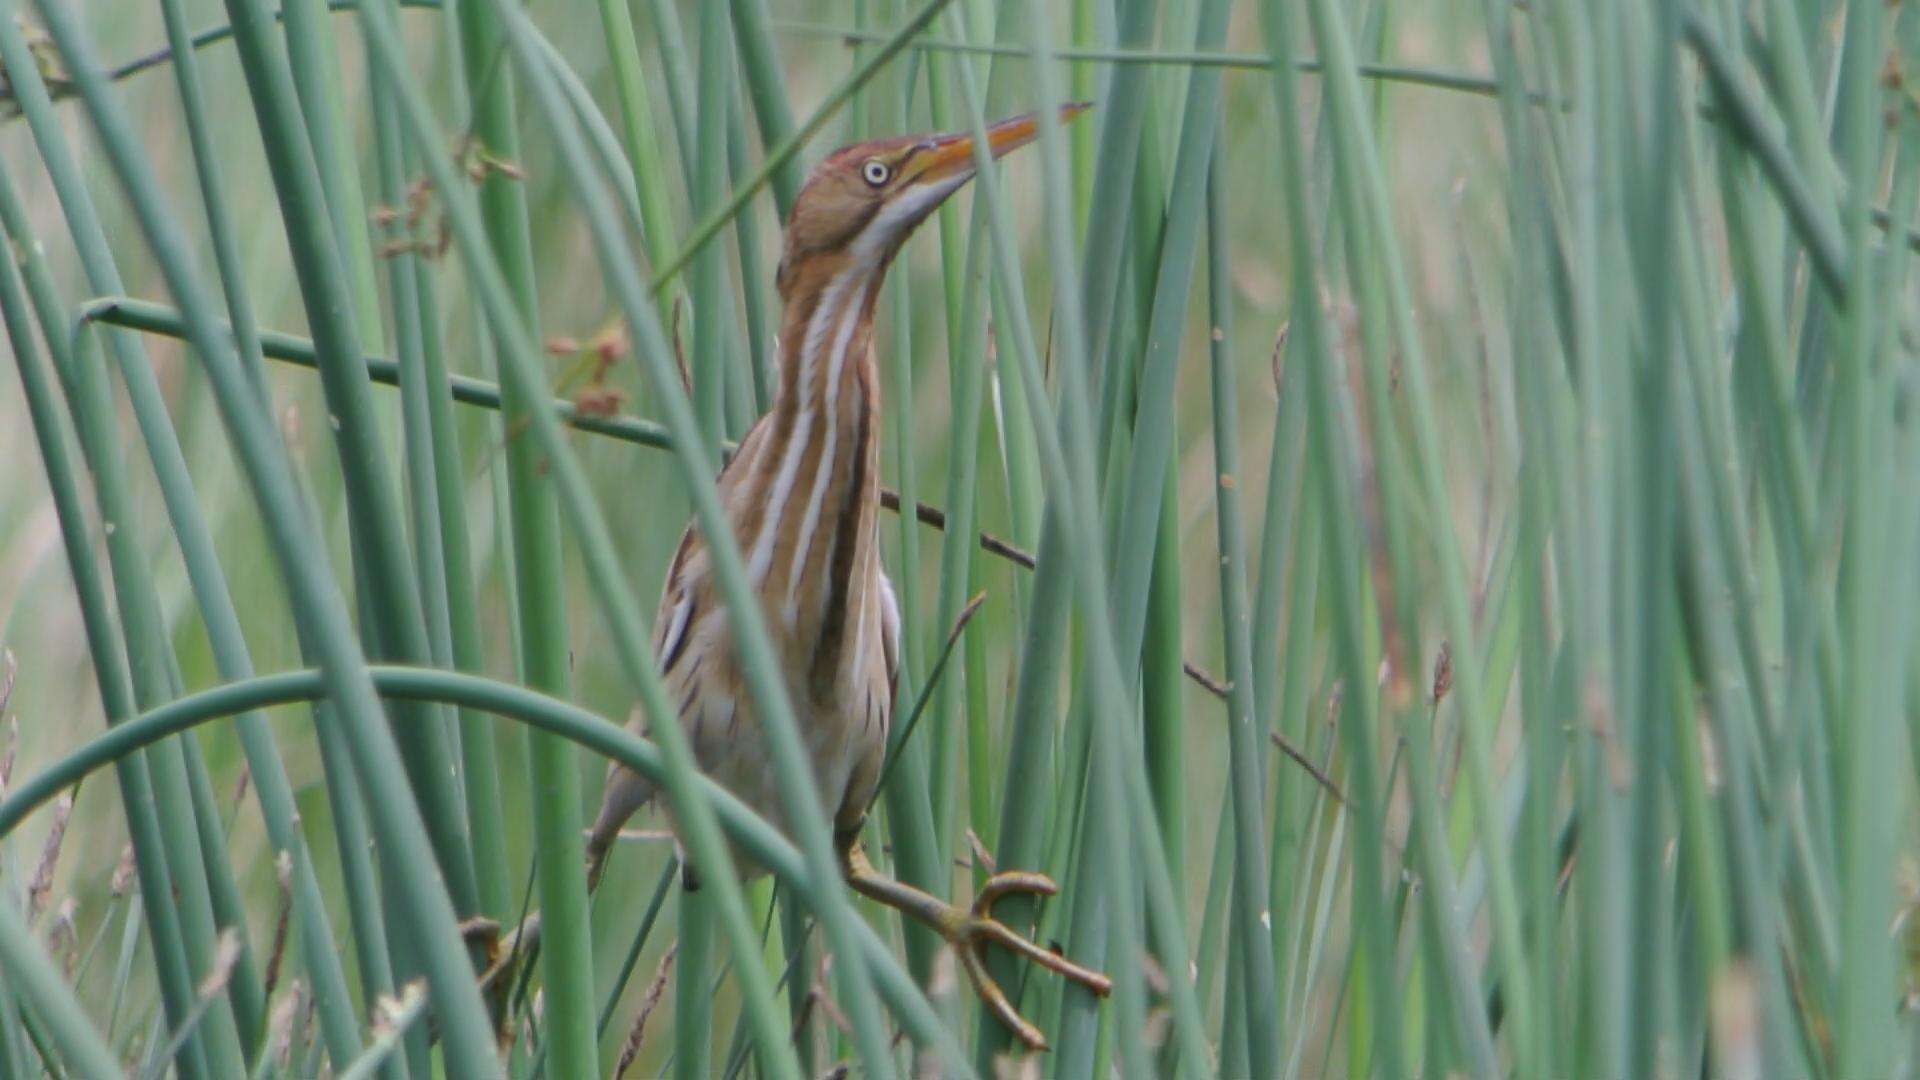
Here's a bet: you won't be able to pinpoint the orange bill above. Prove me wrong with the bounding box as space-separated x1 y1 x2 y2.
905 101 1093 185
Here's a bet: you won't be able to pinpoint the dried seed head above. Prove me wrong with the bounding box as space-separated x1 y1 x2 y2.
615 942 676 1079
591 323 630 365
1432 642 1454 705
993 1051 1043 1080
110 843 135 896
28 790 73 918
199 929 244 997
1138 950 1170 995
1710 962 1761 1080
12 15 69 88
267 978 303 1068
49 898 76 976
0 718 15 800
572 385 628 418
1141 1006 1173 1050
371 980 426 1037
1269 320 1291 397
296 977 317 1056
0 651 16 798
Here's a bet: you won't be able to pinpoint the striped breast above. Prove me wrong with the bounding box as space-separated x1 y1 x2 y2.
632 253 894 855
734 252 887 699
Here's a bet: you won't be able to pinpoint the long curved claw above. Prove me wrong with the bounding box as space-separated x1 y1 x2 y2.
959 942 1049 1051
972 870 1057 915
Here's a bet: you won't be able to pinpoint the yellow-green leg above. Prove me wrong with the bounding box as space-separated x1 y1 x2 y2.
838 838 1111 1050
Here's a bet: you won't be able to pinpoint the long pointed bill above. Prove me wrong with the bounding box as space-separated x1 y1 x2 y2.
904 102 1092 187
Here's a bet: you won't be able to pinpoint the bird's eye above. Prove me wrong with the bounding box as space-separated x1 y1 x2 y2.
861 159 892 187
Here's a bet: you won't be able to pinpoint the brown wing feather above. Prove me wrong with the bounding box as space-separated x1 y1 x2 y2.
585 414 774 885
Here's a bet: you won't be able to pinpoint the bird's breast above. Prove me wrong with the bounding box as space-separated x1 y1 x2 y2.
727 346 882 697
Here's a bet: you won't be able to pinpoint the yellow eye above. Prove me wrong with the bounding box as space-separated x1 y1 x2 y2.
861 159 892 187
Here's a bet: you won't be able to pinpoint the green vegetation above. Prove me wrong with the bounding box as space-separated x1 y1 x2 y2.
0 0 1914 1075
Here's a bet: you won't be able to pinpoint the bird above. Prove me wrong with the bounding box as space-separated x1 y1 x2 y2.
581 104 1110 1051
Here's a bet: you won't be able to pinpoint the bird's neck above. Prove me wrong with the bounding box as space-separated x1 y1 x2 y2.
744 257 887 689
773 262 882 416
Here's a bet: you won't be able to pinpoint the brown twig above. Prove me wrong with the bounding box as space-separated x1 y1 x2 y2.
1181 661 1230 697
881 488 1035 569
262 851 294 1004
1268 730 1346 807
875 489 1238 700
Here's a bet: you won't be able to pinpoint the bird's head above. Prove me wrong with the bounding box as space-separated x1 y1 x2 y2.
776 102 1090 299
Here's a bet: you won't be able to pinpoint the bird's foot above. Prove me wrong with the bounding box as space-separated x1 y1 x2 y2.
458 916 502 964
936 870 1112 1051
841 841 1109 1051
459 913 541 995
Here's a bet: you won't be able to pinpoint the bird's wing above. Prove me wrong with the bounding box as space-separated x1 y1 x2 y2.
878 568 901 705
647 409 773 673
588 415 777 881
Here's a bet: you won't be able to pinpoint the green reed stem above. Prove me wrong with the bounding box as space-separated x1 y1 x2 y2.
27 3 504 1067
0 664 964 1067
0 897 122 1079
0 14 254 1071
0 168 211 1080
443 0 596 1066
1203 138 1285 1080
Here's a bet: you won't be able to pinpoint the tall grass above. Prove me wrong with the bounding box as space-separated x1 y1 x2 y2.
0 0 1916 1075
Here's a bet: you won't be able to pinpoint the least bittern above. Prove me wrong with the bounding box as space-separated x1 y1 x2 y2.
584 106 1108 1051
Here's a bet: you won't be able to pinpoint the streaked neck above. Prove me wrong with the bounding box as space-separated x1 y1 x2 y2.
741 254 886 689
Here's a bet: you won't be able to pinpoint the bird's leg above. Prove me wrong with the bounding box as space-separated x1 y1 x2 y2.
458 916 501 968
459 912 543 1052
838 837 1111 1050
447 916 514 1045
460 915 541 992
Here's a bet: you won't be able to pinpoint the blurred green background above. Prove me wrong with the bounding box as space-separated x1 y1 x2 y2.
2 0 1914 1075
